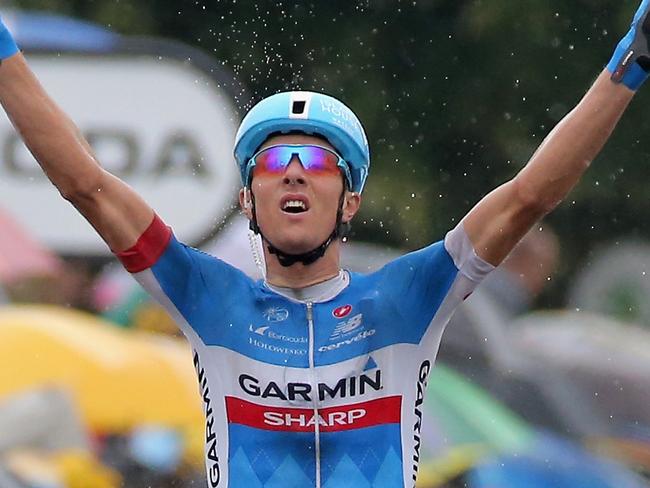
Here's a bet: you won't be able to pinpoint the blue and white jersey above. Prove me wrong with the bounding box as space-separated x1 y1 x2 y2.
116 215 493 488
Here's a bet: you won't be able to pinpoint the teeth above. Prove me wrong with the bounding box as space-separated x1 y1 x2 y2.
283 200 306 210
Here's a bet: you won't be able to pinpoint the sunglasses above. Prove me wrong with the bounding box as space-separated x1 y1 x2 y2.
247 144 352 188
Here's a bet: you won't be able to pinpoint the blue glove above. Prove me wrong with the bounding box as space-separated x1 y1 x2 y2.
0 16 18 60
607 0 650 90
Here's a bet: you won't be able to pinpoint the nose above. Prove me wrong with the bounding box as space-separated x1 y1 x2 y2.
282 155 306 185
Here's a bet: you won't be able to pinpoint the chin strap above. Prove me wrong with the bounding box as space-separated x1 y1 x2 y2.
267 228 338 267
248 189 348 267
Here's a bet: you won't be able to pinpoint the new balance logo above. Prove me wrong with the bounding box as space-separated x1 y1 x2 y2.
329 313 363 340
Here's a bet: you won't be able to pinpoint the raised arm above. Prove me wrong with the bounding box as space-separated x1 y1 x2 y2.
462 1 649 265
0 24 153 252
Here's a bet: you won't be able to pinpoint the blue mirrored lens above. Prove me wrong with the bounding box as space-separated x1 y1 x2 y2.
254 145 340 174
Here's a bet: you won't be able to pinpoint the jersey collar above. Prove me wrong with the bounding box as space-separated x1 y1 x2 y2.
264 269 349 303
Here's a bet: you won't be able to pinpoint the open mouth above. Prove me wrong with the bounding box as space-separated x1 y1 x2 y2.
281 199 308 214
280 194 311 215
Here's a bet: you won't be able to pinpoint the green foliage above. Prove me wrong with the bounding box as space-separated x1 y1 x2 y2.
11 0 650 303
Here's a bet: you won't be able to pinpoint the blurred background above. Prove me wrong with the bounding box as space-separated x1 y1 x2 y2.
1 0 650 486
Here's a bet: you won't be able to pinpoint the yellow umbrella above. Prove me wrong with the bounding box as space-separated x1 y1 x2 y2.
0 305 202 433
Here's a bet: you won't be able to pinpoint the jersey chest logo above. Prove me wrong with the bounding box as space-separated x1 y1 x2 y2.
332 304 352 318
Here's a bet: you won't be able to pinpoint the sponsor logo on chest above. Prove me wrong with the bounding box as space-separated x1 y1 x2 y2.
247 306 307 356
225 395 401 433
319 313 376 352
329 312 363 339
245 307 376 356
263 307 289 322
332 304 353 319
238 369 382 402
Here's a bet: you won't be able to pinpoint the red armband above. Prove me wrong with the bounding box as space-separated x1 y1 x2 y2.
115 214 172 273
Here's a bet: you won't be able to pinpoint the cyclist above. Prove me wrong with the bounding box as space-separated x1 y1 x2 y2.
1 2 649 486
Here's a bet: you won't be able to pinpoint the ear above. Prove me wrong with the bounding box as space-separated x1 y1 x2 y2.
239 187 253 221
341 191 361 223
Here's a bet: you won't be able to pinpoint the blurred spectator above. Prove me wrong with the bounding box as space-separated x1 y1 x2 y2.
0 207 94 307
0 388 88 454
0 208 63 292
478 224 560 317
5 259 95 308
100 432 196 488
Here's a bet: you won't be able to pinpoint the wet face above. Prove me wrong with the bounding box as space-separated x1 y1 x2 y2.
239 134 360 254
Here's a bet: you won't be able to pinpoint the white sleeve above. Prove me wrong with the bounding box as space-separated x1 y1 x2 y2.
444 222 494 284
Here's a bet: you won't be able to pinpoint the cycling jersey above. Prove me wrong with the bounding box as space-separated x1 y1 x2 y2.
116 215 493 488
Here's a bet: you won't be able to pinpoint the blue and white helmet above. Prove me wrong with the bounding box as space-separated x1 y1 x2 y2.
234 91 370 193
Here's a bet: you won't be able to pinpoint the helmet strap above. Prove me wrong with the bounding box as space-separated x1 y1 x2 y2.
248 188 347 267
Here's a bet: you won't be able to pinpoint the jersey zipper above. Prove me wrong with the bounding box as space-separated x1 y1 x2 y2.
306 301 321 488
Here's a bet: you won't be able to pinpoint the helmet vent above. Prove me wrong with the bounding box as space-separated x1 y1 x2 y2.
292 101 306 114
